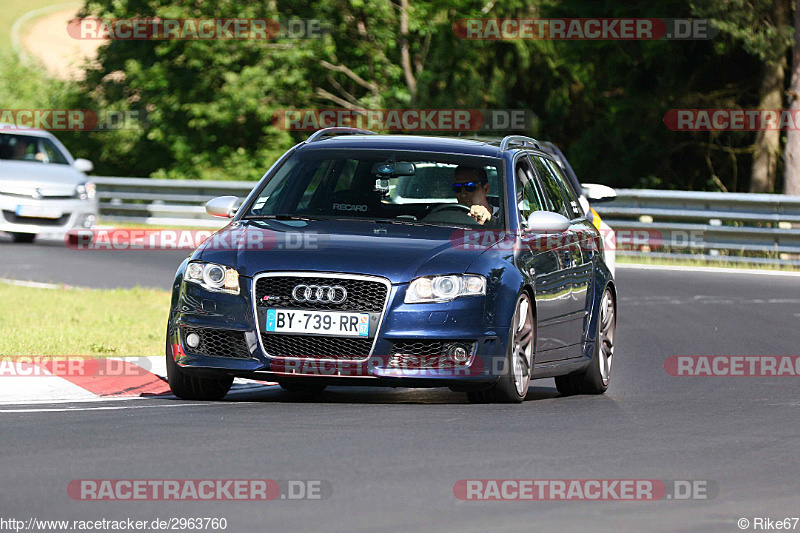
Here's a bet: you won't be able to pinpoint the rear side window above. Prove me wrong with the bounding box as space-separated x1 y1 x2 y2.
514 157 547 225
543 159 583 219
530 156 570 219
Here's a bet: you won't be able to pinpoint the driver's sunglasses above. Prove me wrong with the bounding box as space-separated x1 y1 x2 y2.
451 181 479 193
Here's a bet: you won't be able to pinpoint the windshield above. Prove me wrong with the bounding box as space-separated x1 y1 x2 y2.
245 149 505 229
0 133 70 164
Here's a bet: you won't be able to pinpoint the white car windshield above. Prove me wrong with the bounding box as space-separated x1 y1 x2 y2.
0 133 69 165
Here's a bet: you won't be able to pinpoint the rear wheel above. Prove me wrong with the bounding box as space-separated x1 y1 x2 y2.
10 233 36 243
467 292 535 404
165 339 233 400
555 287 615 395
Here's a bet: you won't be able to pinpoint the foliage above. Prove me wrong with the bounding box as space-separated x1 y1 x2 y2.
2 0 794 191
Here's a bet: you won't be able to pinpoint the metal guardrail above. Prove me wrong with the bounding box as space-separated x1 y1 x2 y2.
94 177 254 228
593 189 800 266
94 177 800 265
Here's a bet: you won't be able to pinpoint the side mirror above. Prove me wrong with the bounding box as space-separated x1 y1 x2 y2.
205 196 240 218
582 183 616 203
525 211 570 233
73 158 93 173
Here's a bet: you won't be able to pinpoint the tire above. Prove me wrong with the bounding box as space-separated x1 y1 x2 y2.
554 372 581 395
466 389 492 403
66 232 93 246
279 381 327 394
10 233 36 243
165 339 233 400
467 292 535 404
555 287 616 395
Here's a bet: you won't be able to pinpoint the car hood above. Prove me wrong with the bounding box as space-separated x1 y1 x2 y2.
196 219 495 284
0 161 86 197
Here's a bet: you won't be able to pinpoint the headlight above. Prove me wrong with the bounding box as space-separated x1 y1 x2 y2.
405 274 486 303
75 181 96 200
184 262 240 294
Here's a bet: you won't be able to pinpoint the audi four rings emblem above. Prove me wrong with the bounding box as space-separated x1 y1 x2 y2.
292 284 348 304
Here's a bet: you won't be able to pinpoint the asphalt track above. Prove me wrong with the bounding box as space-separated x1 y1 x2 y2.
2 238 800 532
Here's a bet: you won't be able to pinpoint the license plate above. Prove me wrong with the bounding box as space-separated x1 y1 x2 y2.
265 309 370 337
15 205 63 219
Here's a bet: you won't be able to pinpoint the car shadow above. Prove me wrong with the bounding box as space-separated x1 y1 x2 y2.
206 384 565 405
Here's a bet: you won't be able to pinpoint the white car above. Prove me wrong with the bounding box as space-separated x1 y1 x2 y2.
0 127 97 243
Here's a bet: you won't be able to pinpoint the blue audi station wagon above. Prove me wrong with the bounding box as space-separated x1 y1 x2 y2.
166 129 616 403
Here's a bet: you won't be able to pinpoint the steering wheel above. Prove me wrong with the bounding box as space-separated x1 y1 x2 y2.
427 203 472 216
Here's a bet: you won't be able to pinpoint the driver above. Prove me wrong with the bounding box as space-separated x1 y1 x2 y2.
11 138 29 160
452 166 498 225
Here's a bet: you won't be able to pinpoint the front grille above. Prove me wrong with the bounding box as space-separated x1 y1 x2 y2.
255 275 388 312
260 333 373 360
2 211 70 227
0 191 73 199
388 340 476 368
182 327 251 359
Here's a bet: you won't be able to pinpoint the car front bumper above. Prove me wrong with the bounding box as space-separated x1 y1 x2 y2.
168 274 509 386
0 195 98 236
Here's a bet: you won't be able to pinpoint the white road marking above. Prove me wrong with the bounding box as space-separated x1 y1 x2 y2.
621 296 800 306
0 395 154 406
618 263 800 277
0 356 277 406
0 277 64 289
0 373 98 404
0 403 205 414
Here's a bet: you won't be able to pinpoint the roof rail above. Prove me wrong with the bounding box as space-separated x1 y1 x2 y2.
499 135 540 151
306 127 378 143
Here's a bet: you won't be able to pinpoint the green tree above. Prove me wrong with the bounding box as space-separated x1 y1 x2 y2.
692 0 794 192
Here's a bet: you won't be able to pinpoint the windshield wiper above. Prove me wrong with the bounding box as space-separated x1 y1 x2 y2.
244 214 326 221
368 218 472 230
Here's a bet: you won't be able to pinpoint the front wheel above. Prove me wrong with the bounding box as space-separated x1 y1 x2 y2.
467 292 535 404
10 232 36 243
166 339 233 400
555 287 615 395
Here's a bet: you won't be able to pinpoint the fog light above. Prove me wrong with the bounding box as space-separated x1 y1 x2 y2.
186 333 201 349
82 214 96 228
448 345 469 364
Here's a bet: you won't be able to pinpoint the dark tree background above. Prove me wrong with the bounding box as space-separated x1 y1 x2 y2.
41 0 799 192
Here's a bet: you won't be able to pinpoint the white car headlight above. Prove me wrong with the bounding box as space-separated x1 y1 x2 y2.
405 274 486 303
184 262 240 294
75 181 96 200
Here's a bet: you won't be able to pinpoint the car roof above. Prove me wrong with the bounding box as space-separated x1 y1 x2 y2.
0 126 57 139
298 134 506 158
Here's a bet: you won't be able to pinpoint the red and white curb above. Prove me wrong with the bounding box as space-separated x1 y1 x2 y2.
0 356 278 405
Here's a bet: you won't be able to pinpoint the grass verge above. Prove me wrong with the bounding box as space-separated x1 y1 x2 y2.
0 283 171 356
